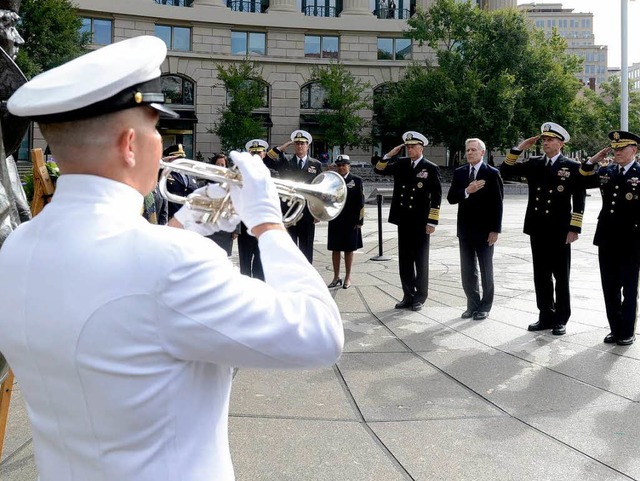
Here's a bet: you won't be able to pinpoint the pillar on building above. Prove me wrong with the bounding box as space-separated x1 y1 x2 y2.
341 0 374 15
267 0 300 13
486 0 516 10
195 0 227 7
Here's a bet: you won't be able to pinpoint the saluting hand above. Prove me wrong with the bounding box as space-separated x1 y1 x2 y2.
516 135 540 151
588 146 611 164
386 144 404 158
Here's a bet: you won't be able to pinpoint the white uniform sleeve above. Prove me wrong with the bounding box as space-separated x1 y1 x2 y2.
156 230 344 369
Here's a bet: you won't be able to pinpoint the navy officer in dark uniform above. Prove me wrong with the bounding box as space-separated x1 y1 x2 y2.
579 130 640 346
265 130 323 263
162 144 199 218
374 131 442 311
447 137 504 321
501 122 586 336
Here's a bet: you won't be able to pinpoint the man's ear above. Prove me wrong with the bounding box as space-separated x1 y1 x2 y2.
119 128 136 168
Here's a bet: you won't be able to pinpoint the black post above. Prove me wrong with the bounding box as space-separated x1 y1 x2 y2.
370 192 391 261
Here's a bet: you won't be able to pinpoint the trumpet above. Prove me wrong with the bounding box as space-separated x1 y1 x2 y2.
158 158 347 227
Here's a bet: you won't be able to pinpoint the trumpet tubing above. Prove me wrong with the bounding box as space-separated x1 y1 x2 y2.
158 158 347 226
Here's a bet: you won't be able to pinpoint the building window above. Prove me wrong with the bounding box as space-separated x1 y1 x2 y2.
154 0 194 5
377 38 411 60
304 35 339 59
300 0 340 17
300 82 328 109
227 0 268 12
231 31 266 56
155 25 191 51
80 18 112 45
161 75 195 106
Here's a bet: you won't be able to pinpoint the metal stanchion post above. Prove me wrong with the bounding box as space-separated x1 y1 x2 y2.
370 193 391 261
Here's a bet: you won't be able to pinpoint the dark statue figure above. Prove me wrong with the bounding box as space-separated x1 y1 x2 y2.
0 0 30 250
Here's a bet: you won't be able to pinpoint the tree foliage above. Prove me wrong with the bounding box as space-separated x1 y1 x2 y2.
567 77 640 157
16 0 90 79
309 63 371 153
374 0 583 162
211 61 267 153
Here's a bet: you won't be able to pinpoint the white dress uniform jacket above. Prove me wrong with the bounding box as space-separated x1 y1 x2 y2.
0 175 343 481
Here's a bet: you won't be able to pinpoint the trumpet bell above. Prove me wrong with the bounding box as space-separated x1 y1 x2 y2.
303 171 347 222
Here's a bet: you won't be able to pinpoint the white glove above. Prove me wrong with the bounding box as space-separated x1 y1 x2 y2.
173 184 240 236
228 151 283 235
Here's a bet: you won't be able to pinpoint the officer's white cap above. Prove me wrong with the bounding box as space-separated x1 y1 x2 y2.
335 154 350 164
8 36 177 123
290 130 313 144
245 139 269 152
403 131 428 146
540 122 570 143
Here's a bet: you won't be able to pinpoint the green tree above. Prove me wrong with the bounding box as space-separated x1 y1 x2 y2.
211 61 267 153
309 63 371 153
568 77 640 158
375 0 582 163
16 0 90 79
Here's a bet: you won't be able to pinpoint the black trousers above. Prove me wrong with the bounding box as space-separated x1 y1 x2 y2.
397 223 430 303
288 221 315 263
238 233 264 281
598 246 640 339
530 233 571 325
459 235 495 312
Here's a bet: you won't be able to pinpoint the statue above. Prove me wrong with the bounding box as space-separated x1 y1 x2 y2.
0 0 30 248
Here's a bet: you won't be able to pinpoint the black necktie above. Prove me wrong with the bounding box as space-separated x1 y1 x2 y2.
546 158 551 167
469 166 475 181
619 166 624 177
298 158 303 169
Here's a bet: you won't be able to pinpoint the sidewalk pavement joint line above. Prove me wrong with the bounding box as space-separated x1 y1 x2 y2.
0 438 33 466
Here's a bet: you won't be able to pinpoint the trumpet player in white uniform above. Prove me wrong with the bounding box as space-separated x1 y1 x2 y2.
0 36 343 481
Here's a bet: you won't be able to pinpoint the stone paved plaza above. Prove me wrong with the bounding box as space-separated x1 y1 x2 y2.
3 189 640 480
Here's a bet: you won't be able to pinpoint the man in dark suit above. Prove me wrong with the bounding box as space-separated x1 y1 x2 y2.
579 130 640 346
447 138 504 321
501 122 586 336
374 131 442 311
265 130 323 263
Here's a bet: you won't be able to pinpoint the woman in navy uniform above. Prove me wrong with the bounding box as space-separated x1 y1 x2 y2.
500 122 586 336
579 130 640 346
265 130 323 263
373 131 442 311
327 155 364 289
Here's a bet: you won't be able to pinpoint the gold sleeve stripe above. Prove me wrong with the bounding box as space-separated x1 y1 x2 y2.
375 161 388 170
570 213 583 227
579 167 596 176
504 152 519 166
266 149 278 160
359 207 365 221
429 208 440 221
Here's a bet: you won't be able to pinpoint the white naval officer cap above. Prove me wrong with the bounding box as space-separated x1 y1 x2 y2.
245 139 269 152
7 36 178 123
540 122 570 143
335 154 350 164
290 129 313 144
402 131 428 146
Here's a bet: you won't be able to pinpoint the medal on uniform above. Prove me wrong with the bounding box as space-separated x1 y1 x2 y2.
626 193 633 200
417 182 423 188
557 185 564 192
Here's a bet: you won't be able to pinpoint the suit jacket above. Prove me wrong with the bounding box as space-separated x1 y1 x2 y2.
501 152 585 240
265 147 323 225
374 156 442 226
580 160 640 246
447 162 504 240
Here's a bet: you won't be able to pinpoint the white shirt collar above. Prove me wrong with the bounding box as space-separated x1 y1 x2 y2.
547 153 562 165
52 174 144 215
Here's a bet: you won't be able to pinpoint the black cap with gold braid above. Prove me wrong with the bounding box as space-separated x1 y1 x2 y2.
609 130 640 149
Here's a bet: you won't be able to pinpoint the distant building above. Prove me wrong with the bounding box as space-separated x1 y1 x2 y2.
519 2 608 89
609 63 640 93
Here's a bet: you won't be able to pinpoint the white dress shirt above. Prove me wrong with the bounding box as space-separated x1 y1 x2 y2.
0 175 343 481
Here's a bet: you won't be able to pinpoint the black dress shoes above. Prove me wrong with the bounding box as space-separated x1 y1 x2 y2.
473 311 488 320
604 333 617 344
395 298 412 309
527 321 551 332
552 324 566 336
461 310 475 319
616 336 635 346
411 301 423 311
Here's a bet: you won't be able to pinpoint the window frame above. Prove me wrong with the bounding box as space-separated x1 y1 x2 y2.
154 24 192 51
80 17 113 45
230 31 267 56
377 37 411 60
304 35 339 59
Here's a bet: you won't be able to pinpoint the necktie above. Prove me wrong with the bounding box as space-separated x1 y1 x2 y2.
298 158 303 169
545 158 551 167
619 166 624 177
469 166 475 181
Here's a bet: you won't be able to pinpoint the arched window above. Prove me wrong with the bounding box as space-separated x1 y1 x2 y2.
300 82 328 109
159 74 197 158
